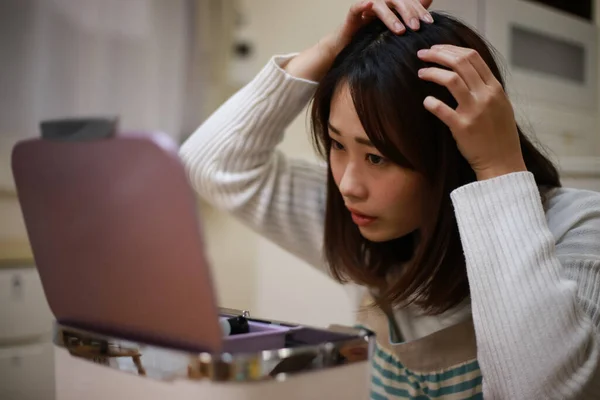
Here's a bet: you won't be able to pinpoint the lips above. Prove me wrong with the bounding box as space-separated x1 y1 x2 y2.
347 207 377 227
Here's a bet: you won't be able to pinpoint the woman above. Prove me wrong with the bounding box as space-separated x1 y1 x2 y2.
180 1 600 398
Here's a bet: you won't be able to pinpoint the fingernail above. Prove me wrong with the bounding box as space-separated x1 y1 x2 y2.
410 18 420 30
417 49 428 57
394 21 405 33
418 68 425 77
423 14 434 23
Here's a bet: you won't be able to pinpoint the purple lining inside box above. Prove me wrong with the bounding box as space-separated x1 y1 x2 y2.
222 321 296 354
221 320 357 355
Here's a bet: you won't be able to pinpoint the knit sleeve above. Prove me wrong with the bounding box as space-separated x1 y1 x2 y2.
450 172 600 399
179 55 329 271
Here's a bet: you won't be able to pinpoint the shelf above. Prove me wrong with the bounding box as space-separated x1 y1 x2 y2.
0 241 34 268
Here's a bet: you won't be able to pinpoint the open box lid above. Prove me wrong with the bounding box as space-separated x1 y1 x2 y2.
11 131 224 353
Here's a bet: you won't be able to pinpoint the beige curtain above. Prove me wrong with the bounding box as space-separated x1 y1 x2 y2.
0 0 237 193
0 0 192 143
0 0 237 146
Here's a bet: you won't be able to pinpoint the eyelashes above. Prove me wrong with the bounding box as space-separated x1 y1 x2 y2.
330 139 388 166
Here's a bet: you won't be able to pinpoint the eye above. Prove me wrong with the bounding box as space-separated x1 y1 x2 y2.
366 154 386 166
331 139 345 151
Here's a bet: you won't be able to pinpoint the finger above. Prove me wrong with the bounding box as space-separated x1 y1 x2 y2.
391 0 421 30
417 47 484 91
350 0 374 14
418 67 473 105
349 0 374 21
431 44 496 85
371 1 406 33
361 9 376 20
411 0 434 23
423 96 461 130
421 11 434 24
345 1 375 32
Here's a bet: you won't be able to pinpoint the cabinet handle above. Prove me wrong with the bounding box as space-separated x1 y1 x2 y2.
11 274 24 300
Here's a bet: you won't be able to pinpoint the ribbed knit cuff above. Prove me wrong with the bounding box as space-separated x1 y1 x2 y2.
449 171 559 289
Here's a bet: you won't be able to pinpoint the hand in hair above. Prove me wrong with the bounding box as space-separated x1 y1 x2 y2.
417 45 528 181
285 0 433 82
335 0 434 49
348 0 434 35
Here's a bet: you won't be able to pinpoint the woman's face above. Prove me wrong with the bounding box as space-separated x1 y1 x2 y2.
328 83 428 243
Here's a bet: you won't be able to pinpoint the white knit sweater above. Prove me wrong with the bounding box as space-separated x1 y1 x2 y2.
180 54 600 398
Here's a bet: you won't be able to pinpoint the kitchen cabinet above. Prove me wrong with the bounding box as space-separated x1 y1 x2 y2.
0 264 55 400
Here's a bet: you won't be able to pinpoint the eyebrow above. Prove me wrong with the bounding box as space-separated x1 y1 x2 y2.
328 122 374 147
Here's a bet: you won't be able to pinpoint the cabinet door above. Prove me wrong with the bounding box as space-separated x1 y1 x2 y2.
0 267 53 342
483 0 598 112
429 0 480 28
0 341 55 400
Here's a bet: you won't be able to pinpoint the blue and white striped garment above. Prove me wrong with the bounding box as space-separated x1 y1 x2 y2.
369 341 482 400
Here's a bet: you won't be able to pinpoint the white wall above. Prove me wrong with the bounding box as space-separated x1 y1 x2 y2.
199 205 259 312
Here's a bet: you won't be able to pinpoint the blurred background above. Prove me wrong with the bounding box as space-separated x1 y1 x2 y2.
0 1 599 399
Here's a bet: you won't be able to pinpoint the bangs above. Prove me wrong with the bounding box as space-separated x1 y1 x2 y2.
343 37 448 175
347 74 415 170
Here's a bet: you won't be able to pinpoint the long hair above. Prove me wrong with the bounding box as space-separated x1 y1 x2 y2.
310 12 561 314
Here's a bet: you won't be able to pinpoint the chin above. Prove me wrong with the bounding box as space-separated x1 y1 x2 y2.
358 227 405 243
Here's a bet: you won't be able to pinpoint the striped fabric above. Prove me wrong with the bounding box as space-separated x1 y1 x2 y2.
369 342 483 400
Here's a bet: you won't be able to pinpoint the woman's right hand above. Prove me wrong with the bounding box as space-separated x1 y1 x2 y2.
332 0 434 53
285 0 434 82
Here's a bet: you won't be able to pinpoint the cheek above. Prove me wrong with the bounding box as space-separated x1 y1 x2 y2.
377 173 427 212
329 152 344 187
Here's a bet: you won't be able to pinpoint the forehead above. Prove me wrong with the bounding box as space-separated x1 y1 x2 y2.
329 83 368 138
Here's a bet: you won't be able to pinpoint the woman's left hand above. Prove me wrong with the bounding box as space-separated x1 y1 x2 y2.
417 45 527 181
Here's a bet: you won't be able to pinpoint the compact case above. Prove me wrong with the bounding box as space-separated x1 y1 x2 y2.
11 128 374 399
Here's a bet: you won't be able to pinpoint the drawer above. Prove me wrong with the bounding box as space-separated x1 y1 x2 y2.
0 267 53 342
0 341 55 400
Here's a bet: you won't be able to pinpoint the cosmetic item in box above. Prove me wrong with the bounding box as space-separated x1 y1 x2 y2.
11 129 375 399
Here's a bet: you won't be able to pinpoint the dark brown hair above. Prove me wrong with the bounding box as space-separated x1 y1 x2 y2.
310 12 561 314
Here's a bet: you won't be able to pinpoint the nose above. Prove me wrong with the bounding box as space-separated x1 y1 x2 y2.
338 163 368 202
